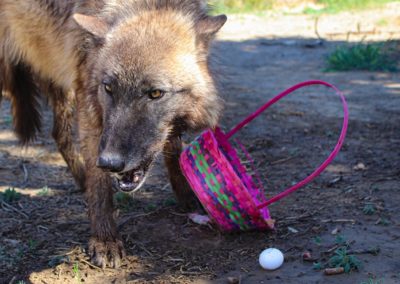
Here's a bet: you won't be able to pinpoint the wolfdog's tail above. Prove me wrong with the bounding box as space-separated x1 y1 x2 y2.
6 62 42 145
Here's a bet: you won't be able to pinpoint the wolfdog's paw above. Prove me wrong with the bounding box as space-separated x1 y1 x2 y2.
89 237 126 268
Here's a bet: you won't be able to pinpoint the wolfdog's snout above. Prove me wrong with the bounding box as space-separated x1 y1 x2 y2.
97 152 126 173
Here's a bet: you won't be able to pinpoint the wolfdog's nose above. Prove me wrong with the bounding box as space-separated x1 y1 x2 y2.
96 153 125 173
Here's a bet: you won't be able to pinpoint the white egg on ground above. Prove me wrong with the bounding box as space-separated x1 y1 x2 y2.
259 248 284 270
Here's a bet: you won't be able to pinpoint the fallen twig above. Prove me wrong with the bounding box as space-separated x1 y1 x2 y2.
1 200 29 219
118 210 159 229
37 225 49 232
304 17 324 48
8 275 17 284
160 183 170 191
347 247 380 256
271 156 296 165
314 17 322 41
323 245 340 254
21 163 29 187
137 242 153 256
80 258 102 270
283 212 314 221
328 176 342 187
324 267 345 275
321 219 356 224
179 270 203 276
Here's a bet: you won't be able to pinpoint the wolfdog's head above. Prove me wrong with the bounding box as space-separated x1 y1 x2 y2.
74 1 226 192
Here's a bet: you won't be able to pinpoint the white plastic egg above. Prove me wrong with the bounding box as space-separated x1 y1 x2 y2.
259 248 284 270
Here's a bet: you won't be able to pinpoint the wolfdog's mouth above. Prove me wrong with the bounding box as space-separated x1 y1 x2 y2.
111 161 151 193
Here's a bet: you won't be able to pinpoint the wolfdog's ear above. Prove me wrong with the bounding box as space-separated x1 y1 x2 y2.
196 15 227 42
73 14 109 38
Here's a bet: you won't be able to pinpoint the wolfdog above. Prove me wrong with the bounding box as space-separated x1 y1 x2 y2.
0 0 226 267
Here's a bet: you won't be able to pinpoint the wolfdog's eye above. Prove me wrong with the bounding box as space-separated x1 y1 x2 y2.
102 78 113 95
104 83 112 94
148 90 164 100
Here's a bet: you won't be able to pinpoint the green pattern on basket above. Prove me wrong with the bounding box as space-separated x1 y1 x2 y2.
190 141 248 229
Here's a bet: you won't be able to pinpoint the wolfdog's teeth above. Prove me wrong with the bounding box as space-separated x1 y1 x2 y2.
111 173 124 180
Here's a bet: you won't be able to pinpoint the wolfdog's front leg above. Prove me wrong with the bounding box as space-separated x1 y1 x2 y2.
163 136 199 211
81 136 126 268
78 108 125 268
50 88 86 191
86 166 125 268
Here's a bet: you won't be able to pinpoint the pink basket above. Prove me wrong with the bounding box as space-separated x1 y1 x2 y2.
180 81 349 232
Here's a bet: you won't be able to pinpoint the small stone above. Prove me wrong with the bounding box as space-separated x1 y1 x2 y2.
331 228 340 235
302 251 313 261
188 213 211 225
227 276 240 284
354 162 366 171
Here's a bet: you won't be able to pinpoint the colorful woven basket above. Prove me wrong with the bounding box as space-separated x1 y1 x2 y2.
179 81 349 232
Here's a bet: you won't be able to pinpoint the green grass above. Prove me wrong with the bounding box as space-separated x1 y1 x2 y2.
376 217 391 226
363 203 377 215
37 186 51 197
113 192 137 212
212 0 400 14
376 18 389 26
304 0 400 14
0 188 22 203
0 115 12 126
210 0 272 14
326 43 398 72
329 247 362 273
313 236 322 245
28 239 38 252
360 277 384 284
311 234 363 273
144 203 157 212
114 192 133 210
72 262 81 283
313 262 323 270
335 234 347 245
163 197 177 207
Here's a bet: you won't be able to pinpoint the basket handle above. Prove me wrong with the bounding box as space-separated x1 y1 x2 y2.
224 80 349 209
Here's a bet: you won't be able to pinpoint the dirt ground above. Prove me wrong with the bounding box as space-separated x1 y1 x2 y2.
1 4 400 284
